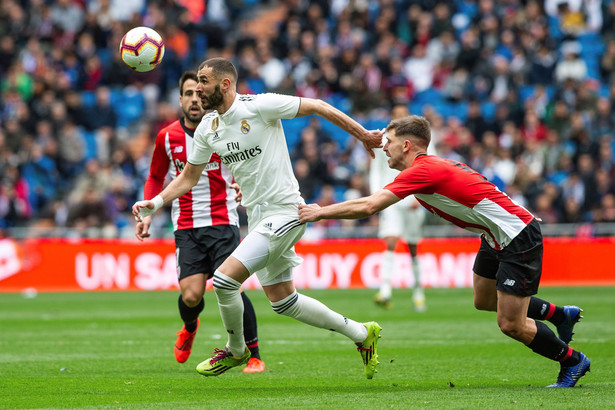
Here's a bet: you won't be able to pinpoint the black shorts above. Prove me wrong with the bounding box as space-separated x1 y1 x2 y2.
174 225 240 281
473 219 543 297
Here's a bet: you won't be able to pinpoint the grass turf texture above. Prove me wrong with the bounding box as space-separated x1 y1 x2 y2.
1 287 614 409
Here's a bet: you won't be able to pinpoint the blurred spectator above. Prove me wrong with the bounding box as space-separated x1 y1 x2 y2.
555 42 587 83
403 44 434 93
82 86 118 131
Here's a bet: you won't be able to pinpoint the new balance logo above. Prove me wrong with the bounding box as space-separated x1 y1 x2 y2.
174 146 183 153
540 303 548 315
503 279 516 286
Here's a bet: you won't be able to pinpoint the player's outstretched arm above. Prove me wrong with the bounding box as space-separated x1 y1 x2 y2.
299 189 400 223
132 162 206 221
296 98 383 158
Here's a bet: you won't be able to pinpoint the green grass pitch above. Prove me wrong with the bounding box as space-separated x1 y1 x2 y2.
1 287 614 409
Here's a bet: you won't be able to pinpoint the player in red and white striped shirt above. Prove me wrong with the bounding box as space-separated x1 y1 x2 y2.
135 72 264 373
299 115 590 388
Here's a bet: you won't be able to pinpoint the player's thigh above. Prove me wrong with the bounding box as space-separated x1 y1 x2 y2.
175 229 213 282
473 273 497 311
495 219 543 297
205 225 240 271
472 238 499 311
401 206 425 244
496 290 531 324
179 273 207 303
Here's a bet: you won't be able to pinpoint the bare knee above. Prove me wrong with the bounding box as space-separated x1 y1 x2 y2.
181 289 204 307
497 318 524 341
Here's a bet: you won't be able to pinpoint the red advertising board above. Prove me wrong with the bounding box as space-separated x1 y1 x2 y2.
0 237 614 292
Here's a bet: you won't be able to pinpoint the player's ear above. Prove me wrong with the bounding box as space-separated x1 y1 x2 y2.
221 77 232 91
402 139 412 152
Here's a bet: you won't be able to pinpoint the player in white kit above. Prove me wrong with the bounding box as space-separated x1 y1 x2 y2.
132 58 384 379
369 104 426 311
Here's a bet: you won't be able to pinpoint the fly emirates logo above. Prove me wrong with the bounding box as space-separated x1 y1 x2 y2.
220 141 262 166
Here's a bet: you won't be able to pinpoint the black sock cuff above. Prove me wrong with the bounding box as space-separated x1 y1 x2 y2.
528 320 569 362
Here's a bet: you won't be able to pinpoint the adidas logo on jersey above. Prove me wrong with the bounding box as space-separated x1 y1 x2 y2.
264 222 272 230
503 279 516 287
212 132 220 141
174 146 183 153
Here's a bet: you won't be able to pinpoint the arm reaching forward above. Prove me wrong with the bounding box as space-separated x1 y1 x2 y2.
132 162 206 221
298 189 401 223
296 98 383 158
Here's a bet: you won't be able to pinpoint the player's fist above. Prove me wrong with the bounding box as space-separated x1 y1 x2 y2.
298 203 322 223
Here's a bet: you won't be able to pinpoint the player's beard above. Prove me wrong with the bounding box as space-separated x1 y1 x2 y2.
200 84 224 111
183 104 203 125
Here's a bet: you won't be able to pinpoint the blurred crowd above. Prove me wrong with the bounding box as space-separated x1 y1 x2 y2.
2 0 615 238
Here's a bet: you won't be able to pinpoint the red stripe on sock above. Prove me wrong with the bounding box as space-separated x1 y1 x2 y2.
559 346 573 362
544 303 556 320
247 342 258 349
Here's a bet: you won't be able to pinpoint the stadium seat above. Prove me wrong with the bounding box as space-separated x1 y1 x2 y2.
82 130 98 160
481 102 496 121
413 88 444 104
81 91 97 107
114 89 146 128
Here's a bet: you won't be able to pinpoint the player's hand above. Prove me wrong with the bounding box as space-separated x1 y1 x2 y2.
230 183 242 202
298 203 322 223
361 129 385 159
132 200 155 222
135 215 152 241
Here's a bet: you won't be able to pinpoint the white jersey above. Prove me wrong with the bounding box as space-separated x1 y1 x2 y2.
189 93 303 214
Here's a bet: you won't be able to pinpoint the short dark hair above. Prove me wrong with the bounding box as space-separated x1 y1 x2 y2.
386 115 431 147
197 57 238 84
179 71 197 96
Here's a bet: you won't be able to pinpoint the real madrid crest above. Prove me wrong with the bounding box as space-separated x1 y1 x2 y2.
211 117 219 131
241 120 250 134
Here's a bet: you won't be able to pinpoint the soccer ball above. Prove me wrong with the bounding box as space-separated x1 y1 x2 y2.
119 27 165 72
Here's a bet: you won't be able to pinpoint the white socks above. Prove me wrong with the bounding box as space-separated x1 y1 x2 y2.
272 291 367 343
212 271 245 357
412 255 421 289
379 250 394 299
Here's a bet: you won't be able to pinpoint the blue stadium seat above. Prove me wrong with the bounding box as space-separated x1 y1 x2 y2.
481 102 496 121
409 101 426 116
413 88 444 104
519 85 535 102
81 91 96 107
82 130 98 160
114 89 145 128
600 84 611 98
450 102 468 121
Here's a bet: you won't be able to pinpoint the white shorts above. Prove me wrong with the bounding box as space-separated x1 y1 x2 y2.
378 196 425 243
232 203 306 287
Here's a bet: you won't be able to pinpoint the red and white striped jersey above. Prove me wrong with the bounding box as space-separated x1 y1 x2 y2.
144 118 239 231
384 155 535 250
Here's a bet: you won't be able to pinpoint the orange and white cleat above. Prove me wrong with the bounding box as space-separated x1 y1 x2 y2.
174 318 199 363
242 357 266 373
